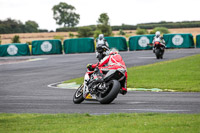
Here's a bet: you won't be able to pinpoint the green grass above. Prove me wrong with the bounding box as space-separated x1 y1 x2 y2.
64 54 200 92
0 113 200 133
128 54 200 91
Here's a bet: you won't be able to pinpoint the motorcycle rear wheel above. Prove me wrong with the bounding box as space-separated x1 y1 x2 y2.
98 80 120 104
155 49 162 59
73 84 85 104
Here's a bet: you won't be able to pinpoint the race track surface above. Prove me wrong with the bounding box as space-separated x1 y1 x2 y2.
0 49 200 114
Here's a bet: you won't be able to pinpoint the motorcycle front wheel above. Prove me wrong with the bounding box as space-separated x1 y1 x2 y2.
73 84 85 104
98 80 120 104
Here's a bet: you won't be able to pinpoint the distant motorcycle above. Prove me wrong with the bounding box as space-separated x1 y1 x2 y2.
150 41 165 59
73 63 126 104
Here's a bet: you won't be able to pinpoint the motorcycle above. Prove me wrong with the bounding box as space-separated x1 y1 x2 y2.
73 63 126 104
153 41 165 59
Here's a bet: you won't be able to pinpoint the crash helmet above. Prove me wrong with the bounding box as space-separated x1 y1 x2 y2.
155 31 160 37
98 34 104 40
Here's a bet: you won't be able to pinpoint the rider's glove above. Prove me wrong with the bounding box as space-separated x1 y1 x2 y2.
87 64 92 68
87 64 94 71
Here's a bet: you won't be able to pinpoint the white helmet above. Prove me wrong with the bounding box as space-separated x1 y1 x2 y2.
98 34 104 40
155 31 160 37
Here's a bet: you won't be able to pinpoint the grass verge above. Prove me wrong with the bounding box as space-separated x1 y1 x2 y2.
64 54 200 92
0 113 200 133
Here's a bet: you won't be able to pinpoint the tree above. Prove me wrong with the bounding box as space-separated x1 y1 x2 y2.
150 27 170 34
77 27 94 37
94 13 112 37
136 27 148 35
69 32 74 38
0 18 40 34
97 13 109 25
11 35 20 43
0 18 25 34
96 24 112 37
93 29 102 39
52 2 80 27
118 29 126 35
25 20 39 33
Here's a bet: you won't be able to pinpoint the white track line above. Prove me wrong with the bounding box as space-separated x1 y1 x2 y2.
106 109 189 112
0 58 46 65
138 57 155 59
47 81 77 89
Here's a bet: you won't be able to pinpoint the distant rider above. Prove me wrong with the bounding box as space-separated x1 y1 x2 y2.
87 35 128 95
96 34 109 61
152 31 166 53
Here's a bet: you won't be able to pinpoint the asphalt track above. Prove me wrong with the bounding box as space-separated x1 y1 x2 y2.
0 49 200 114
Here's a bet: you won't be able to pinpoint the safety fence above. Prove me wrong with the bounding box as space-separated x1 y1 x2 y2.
0 43 30 57
0 34 197 57
196 34 200 48
163 34 194 48
63 38 94 54
32 40 62 55
104 37 127 51
129 35 154 51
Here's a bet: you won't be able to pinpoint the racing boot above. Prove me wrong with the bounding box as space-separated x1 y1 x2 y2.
120 87 127 95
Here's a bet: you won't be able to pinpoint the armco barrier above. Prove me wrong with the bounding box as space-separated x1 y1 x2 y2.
163 34 194 48
104 37 127 51
32 39 62 55
64 38 95 54
196 34 200 48
0 43 30 57
129 34 154 51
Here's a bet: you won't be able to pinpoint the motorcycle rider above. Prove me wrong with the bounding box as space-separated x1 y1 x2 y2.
87 37 128 95
96 34 109 61
152 31 166 53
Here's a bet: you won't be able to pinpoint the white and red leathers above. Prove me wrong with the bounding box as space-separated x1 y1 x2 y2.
152 36 165 46
91 51 128 93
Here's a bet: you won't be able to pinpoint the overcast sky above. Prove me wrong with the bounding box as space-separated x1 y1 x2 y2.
0 0 200 31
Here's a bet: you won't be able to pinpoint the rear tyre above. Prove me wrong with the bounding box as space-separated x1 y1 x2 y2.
98 80 120 104
155 49 161 59
73 84 85 104
161 50 164 59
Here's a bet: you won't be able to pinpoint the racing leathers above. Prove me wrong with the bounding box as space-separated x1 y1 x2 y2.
96 38 109 61
152 36 166 52
90 51 128 95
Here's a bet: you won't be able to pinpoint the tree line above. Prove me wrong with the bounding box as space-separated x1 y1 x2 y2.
56 21 200 32
1 18 199 34
0 18 48 34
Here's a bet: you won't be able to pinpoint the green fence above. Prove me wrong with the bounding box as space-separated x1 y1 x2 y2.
129 34 154 51
64 38 95 54
196 34 200 48
163 34 194 48
0 43 30 57
104 37 127 51
32 40 62 55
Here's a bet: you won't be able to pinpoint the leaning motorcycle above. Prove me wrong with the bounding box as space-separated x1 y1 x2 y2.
73 64 126 104
153 41 165 59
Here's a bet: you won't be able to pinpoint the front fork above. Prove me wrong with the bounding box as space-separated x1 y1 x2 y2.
83 73 90 98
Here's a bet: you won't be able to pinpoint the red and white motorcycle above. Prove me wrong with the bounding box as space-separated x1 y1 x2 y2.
73 62 127 104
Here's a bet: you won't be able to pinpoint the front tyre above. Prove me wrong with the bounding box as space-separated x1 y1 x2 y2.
73 84 85 104
155 49 161 59
98 80 120 104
